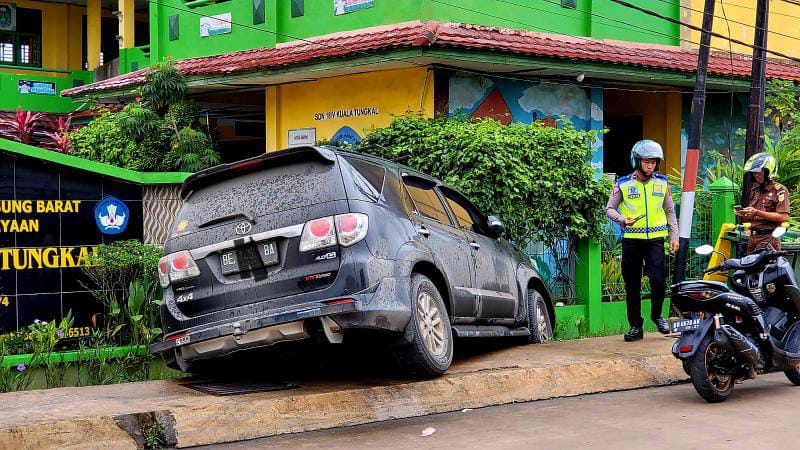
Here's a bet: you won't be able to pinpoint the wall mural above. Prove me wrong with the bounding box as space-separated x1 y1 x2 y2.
680 92 748 181
448 72 605 298
448 72 604 174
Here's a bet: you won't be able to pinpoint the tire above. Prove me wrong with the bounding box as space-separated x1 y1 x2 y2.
785 367 800 386
682 359 692 377
690 334 735 403
393 274 454 378
526 288 553 344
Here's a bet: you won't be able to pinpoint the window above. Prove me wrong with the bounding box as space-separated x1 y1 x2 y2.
0 34 12 63
403 176 451 225
0 8 41 67
443 196 475 232
343 156 385 193
440 187 490 235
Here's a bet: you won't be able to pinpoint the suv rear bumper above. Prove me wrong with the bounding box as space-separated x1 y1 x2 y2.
150 276 412 363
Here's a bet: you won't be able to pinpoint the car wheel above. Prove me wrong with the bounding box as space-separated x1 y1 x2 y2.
526 288 553 344
394 274 453 378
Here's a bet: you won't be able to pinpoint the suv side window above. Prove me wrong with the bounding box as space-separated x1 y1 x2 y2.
343 156 386 193
402 176 452 225
440 187 490 236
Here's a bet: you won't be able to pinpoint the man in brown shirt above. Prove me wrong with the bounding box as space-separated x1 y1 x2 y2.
735 153 790 254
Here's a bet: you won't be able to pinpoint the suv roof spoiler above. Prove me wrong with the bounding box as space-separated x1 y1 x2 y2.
180 146 337 199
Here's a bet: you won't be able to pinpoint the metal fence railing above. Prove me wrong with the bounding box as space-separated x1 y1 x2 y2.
525 240 577 305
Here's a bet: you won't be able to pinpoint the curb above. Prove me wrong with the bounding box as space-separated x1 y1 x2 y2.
0 353 687 449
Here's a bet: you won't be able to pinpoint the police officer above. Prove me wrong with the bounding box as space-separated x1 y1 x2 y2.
606 140 679 342
735 153 790 254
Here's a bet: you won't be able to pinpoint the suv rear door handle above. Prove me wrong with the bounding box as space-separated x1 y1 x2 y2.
417 225 430 237
470 241 480 250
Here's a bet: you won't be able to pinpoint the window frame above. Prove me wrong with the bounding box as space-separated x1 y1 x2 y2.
0 9 42 68
401 174 454 227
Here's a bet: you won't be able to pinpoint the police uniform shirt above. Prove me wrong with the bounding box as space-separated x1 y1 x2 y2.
748 180 790 230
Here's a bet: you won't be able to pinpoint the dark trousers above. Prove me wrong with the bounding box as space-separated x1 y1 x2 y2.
621 238 666 328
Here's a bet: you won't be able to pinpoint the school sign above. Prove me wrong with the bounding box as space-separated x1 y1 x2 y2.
0 139 189 333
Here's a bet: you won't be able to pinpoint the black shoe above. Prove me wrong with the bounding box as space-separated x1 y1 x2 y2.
624 327 644 342
654 317 670 334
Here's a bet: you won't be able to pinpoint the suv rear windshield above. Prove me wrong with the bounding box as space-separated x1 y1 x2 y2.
178 160 346 232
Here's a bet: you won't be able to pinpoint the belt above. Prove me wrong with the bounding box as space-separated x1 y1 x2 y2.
750 228 775 236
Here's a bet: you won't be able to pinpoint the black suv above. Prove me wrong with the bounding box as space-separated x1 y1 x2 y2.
151 146 554 377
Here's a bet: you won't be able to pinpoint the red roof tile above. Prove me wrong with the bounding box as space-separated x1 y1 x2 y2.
63 21 800 97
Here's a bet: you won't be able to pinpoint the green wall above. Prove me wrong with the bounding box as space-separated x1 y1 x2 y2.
589 0 680 45
151 0 680 62
0 70 92 113
119 46 152 75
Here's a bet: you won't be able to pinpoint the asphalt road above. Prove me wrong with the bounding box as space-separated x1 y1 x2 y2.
200 373 800 449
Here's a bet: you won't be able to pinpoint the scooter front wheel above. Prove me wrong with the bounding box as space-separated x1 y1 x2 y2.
690 334 735 403
785 367 800 386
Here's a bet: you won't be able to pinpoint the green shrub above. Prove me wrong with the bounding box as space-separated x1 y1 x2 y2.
81 241 163 345
165 127 221 172
70 61 220 173
360 115 610 246
70 112 137 168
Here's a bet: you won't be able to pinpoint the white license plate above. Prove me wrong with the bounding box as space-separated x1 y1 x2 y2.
175 335 191 346
672 318 702 333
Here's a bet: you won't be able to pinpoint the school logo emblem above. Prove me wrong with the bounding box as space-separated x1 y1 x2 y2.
95 197 129 235
627 185 640 199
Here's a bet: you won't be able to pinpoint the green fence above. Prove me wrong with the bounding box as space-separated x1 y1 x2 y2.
552 177 739 339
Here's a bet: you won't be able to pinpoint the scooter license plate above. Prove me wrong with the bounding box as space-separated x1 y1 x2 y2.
672 318 702 333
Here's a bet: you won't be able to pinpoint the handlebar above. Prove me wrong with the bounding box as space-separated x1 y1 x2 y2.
704 263 727 274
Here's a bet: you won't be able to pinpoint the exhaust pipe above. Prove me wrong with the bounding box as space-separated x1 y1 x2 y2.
720 324 761 367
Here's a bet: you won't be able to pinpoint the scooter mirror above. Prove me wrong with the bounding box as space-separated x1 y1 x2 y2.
773 227 787 239
695 244 714 256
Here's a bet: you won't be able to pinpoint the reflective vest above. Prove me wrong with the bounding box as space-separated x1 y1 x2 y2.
617 172 669 239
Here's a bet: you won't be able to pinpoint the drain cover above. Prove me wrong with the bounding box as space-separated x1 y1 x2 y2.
182 380 298 396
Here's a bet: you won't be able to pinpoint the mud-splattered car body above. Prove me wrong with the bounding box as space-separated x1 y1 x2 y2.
150 146 553 373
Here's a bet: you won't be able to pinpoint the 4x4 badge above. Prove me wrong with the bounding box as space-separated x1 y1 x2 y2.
234 222 252 235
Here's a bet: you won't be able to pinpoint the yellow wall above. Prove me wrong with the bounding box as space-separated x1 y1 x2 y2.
686 0 800 58
604 90 682 175
0 1 126 73
266 68 435 151
0 1 87 71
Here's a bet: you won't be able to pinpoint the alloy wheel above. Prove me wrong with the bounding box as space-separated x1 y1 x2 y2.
704 342 732 392
416 290 446 357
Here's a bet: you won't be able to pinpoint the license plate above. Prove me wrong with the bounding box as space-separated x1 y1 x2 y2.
220 245 262 275
672 318 702 333
257 241 279 266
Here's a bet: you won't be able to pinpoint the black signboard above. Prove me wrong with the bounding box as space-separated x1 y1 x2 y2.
0 155 144 333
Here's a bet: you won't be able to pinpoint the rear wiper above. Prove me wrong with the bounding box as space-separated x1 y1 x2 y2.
198 211 255 228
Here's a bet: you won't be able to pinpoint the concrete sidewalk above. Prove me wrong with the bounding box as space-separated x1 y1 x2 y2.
0 334 686 449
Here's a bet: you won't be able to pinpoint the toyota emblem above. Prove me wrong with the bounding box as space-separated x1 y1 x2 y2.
234 221 252 235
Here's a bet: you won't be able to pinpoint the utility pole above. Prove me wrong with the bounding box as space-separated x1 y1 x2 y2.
742 0 770 204
674 0 716 284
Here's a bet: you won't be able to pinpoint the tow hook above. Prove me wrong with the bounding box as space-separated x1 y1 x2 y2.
232 321 246 341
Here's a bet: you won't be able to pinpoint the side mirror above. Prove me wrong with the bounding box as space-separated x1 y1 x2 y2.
773 227 787 239
487 215 505 238
695 244 714 256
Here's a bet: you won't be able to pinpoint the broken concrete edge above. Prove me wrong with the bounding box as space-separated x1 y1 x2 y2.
0 355 688 449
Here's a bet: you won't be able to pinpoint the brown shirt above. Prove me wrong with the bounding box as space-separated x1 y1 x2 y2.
747 180 790 230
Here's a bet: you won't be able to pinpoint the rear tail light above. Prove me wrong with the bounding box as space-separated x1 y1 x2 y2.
679 345 693 353
300 217 336 252
158 250 201 287
300 214 369 252
335 213 368 247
